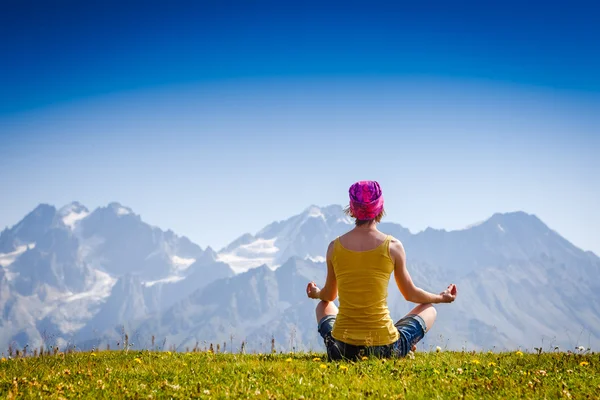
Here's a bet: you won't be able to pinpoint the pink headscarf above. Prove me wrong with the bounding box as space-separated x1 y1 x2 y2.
349 180 384 220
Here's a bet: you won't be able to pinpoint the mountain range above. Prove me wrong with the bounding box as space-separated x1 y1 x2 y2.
1 202 598 354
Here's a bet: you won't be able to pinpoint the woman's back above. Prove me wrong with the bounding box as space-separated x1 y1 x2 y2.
331 231 400 346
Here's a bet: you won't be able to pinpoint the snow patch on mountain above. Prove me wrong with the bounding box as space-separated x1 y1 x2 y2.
337 216 353 225
141 255 198 286
217 253 277 273
143 275 185 287
463 220 485 230
59 202 90 230
172 255 196 271
62 210 90 229
117 207 131 216
64 269 117 303
306 206 325 220
0 243 35 267
242 238 278 254
106 202 133 216
305 255 326 263
217 238 279 273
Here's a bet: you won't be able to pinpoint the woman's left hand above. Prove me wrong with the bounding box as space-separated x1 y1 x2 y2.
306 281 321 299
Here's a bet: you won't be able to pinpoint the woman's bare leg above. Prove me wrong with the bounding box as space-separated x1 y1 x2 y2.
396 304 437 351
402 303 437 333
315 301 339 323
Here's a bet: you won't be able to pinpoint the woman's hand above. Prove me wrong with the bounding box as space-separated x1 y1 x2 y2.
306 281 321 300
439 284 457 303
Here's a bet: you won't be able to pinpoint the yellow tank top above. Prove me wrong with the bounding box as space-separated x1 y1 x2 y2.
331 235 400 346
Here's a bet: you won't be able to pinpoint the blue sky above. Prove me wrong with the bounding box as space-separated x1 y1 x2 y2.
1 1 599 254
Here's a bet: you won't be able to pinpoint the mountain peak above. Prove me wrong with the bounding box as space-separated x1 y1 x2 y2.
30 203 57 216
58 202 89 216
303 205 325 220
59 202 90 229
303 204 344 216
204 246 217 256
58 201 89 215
321 204 344 213
107 202 134 216
485 211 547 229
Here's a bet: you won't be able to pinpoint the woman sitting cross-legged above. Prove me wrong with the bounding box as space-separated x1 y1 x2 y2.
306 180 457 360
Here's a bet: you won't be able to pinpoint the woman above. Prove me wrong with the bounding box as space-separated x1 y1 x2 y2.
306 180 457 360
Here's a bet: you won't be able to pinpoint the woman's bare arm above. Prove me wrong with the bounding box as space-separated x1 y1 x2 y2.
306 241 338 302
390 239 456 304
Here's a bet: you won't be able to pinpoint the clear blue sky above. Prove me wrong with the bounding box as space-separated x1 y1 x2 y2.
1 1 598 254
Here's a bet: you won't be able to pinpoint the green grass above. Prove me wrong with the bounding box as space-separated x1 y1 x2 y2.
1 350 598 399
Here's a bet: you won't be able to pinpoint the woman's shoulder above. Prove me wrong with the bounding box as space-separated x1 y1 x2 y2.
386 235 405 260
326 237 339 256
378 231 400 244
387 234 402 244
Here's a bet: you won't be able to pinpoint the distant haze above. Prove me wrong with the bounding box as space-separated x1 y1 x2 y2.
1 202 598 352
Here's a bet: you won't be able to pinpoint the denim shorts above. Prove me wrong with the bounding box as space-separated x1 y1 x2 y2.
317 314 426 361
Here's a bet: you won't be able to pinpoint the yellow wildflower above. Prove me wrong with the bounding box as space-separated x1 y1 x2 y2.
494 369 499 374
313 357 321 362
91 353 97 357
134 358 142 364
285 358 292 362
580 361 589 366
339 365 348 371
319 364 327 369
516 351 524 356
165 351 172 356
471 359 480 365
433 369 440 374
488 362 496 367
361 356 368 361
0 358 6 362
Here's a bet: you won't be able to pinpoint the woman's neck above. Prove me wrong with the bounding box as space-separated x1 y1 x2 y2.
353 222 379 232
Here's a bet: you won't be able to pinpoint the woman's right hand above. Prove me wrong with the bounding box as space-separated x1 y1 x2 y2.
439 284 457 303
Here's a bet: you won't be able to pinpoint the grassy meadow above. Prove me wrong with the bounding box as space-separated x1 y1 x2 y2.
0 349 598 399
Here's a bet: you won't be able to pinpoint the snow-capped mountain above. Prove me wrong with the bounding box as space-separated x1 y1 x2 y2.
1 202 599 353
217 205 354 272
0 202 228 350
